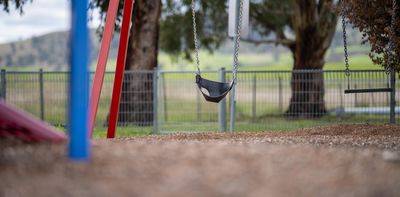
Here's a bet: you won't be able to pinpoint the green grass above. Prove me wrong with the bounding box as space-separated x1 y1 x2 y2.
82 114 391 138
1 49 382 72
48 118 390 140
158 51 272 71
54 125 152 139
324 55 378 70
0 65 68 72
92 127 152 138
234 114 389 132
157 51 381 71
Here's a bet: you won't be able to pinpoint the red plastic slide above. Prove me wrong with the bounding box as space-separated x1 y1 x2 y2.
0 100 66 142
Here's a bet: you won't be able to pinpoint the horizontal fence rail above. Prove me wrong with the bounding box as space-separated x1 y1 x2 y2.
1 69 398 133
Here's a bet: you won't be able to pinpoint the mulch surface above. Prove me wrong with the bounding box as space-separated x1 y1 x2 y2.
1 124 400 196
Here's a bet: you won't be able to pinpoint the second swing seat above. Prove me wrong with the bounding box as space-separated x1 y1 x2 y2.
344 88 393 94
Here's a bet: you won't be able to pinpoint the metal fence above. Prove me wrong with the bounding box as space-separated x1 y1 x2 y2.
1 68 399 133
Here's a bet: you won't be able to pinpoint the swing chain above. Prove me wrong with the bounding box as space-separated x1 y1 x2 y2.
341 1 350 89
191 0 243 80
191 0 201 75
232 0 244 83
388 0 398 75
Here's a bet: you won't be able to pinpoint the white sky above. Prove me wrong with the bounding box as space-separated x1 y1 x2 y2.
0 0 101 44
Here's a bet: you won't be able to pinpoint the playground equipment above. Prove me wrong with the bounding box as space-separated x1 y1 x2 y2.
340 0 397 124
0 100 66 142
89 0 247 136
0 0 89 161
69 0 90 160
89 0 135 138
193 0 248 132
191 0 247 103
341 0 398 94
89 0 120 137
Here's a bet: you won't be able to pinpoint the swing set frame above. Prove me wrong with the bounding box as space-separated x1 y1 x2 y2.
89 0 135 138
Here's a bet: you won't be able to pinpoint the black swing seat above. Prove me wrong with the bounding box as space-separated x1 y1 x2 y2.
344 88 393 94
196 74 234 103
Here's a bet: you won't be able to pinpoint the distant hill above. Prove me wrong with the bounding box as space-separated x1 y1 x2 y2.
0 30 121 68
0 29 274 68
0 27 369 69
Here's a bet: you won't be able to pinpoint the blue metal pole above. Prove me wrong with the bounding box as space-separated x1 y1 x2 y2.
69 0 90 161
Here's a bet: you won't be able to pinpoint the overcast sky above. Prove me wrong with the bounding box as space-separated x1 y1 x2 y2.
0 0 100 44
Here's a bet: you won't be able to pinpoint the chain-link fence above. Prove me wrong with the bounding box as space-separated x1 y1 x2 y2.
1 69 398 133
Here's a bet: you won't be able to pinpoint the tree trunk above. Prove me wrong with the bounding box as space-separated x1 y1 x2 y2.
285 0 338 118
118 0 161 126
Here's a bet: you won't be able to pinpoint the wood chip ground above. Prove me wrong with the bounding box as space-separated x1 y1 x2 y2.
1 124 400 196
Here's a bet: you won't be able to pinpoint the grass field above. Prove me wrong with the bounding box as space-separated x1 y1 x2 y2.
86 113 392 138
157 51 379 71
0 48 382 72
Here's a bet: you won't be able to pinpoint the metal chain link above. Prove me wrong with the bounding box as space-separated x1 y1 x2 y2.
341 1 351 89
342 0 397 88
232 0 244 83
388 0 398 75
191 0 244 80
191 0 201 75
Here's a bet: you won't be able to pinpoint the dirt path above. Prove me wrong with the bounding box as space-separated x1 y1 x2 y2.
1 124 400 196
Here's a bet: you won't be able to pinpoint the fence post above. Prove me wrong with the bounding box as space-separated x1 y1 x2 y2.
368 81 375 106
218 68 227 132
252 74 256 121
386 78 390 106
229 86 236 133
339 82 343 109
162 72 168 122
278 76 282 113
196 84 201 121
39 69 45 120
390 66 396 124
0 69 5 100
354 84 358 106
152 69 159 134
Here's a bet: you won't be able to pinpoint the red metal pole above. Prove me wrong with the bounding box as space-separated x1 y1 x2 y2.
107 0 135 138
88 0 120 137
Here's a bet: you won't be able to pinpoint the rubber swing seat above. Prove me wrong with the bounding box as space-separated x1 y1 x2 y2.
344 88 393 94
195 74 233 103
